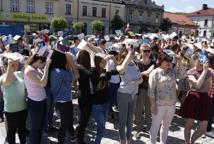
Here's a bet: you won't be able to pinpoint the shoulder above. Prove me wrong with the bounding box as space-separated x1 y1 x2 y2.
24 65 34 74
149 68 159 77
187 68 196 75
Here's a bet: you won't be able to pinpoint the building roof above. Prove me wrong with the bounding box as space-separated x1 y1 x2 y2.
187 7 214 17
164 12 197 27
123 0 163 9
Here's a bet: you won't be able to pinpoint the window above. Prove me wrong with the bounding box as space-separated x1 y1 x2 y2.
27 0 35 12
0 0 2 10
10 0 19 12
147 12 152 17
46 2 53 14
129 12 133 21
65 3 71 15
92 7 97 17
203 30 207 37
115 9 119 15
204 19 208 26
102 8 106 18
82 6 87 16
144 0 148 5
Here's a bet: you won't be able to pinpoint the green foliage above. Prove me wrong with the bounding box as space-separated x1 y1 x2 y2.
111 15 124 31
73 21 84 30
91 19 104 32
160 18 172 32
51 17 67 31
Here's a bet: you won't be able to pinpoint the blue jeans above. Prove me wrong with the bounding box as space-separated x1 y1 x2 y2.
27 98 47 144
92 103 109 144
108 82 120 109
207 96 214 132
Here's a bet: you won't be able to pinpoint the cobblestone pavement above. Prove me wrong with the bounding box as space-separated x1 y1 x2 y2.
0 100 214 144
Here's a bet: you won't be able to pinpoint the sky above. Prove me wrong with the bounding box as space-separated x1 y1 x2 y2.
153 0 214 13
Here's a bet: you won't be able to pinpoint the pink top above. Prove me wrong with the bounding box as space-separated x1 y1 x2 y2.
24 65 46 101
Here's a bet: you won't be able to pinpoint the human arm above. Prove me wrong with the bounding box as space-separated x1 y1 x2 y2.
148 70 158 115
26 59 51 87
188 62 209 89
65 52 80 79
116 51 132 74
1 60 17 86
141 64 155 77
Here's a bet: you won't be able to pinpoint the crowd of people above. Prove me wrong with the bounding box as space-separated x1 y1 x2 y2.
0 29 214 144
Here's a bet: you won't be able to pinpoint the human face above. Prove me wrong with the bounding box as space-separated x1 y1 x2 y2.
37 60 46 69
141 48 151 57
9 60 19 71
161 56 173 70
195 59 203 72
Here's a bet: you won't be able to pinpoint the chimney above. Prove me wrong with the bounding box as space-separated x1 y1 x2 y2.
202 4 208 10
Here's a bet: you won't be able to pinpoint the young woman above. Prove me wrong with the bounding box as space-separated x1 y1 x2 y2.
148 51 186 144
50 50 79 144
90 53 119 144
0 56 27 144
134 44 155 137
116 45 142 144
179 52 212 144
24 54 51 144
76 50 93 144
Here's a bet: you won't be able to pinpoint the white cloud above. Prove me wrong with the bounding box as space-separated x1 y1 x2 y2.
166 7 179 12
184 6 196 12
166 6 196 13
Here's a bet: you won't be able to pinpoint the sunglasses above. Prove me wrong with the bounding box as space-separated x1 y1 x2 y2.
143 50 151 53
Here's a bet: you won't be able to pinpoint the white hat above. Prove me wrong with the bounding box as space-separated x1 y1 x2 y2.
170 32 178 39
1 52 23 61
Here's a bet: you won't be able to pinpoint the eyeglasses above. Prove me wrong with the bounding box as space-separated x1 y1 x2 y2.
143 50 151 53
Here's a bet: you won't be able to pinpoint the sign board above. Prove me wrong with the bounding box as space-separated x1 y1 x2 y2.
0 12 49 23
115 30 123 36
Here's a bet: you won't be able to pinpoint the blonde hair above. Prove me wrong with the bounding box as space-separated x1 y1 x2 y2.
140 44 151 52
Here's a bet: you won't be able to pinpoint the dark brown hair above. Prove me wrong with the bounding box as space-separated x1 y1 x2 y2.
77 50 91 69
27 54 46 66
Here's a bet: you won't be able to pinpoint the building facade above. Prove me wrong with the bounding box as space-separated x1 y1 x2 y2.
76 0 125 34
0 0 164 35
164 12 198 36
187 4 214 38
0 0 60 32
124 0 164 33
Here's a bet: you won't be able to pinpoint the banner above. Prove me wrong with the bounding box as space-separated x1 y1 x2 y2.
0 12 49 23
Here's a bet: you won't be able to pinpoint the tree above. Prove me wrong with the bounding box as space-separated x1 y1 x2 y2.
91 19 104 34
73 21 84 34
51 17 67 32
111 15 125 32
160 18 172 32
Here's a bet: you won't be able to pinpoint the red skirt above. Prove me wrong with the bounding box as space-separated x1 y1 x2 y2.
179 91 212 121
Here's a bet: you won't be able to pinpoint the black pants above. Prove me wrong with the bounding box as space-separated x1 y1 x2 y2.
5 109 27 144
56 101 75 144
27 98 47 144
77 92 92 143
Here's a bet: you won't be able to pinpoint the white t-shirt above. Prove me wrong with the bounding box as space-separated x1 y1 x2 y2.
108 59 120 84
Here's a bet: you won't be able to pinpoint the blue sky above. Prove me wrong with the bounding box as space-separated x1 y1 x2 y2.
153 0 214 13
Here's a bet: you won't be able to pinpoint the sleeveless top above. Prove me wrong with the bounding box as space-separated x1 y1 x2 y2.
24 65 46 101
